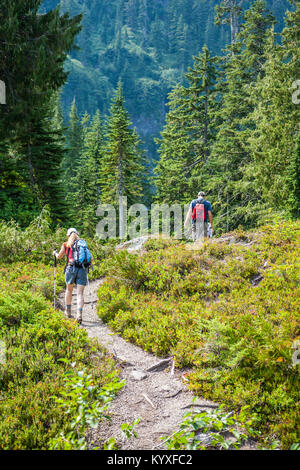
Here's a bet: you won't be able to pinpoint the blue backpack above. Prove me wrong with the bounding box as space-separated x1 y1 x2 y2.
71 239 92 268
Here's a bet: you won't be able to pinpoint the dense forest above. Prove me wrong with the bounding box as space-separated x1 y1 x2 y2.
1 0 299 233
40 0 290 160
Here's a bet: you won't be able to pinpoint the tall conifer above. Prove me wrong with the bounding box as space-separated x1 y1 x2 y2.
209 0 275 231
100 82 144 207
247 1 300 213
155 46 218 204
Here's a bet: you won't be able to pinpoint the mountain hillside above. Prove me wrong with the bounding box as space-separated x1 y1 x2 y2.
96 220 300 448
0 213 299 449
41 0 291 161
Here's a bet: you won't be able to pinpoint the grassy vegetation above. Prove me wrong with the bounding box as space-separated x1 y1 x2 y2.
97 220 300 448
0 213 120 450
0 211 298 449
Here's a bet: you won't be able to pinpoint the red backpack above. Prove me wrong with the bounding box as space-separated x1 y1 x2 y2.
192 199 206 222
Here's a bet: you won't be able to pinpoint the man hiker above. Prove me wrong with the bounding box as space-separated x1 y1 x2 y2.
53 228 92 324
184 191 213 241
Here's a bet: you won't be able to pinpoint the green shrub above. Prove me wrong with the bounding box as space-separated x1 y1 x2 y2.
49 368 124 450
96 220 300 448
0 290 47 327
0 258 118 449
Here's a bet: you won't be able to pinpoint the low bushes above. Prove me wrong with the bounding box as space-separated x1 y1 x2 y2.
97 220 300 448
0 208 111 282
0 217 120 449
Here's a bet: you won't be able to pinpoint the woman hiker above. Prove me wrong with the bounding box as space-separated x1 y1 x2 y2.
53 228 91 324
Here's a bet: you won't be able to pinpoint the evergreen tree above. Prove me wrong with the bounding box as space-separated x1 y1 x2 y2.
0 0 82 141
215 0 245 44
0 0 81 224
67 109 104 235
154 85 192 204
247 1 300 214
15 99 68 223
155 47 218 204
69 153 98 236
184 46 218 165
132 126 152 207
86 110 104 204
100 82 144 208
209 0 275 231
63 99 84 194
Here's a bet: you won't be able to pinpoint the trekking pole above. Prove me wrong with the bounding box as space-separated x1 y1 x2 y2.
87 267 91 304
53 250 57 309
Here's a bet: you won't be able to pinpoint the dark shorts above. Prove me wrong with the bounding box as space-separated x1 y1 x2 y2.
65 265 87 286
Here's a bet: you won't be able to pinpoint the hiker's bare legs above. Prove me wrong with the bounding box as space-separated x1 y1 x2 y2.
65 283 74 305
65 284 74 317
76 284 85 323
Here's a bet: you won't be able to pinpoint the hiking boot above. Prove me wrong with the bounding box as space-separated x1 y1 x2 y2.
65 305 72 319
76 310 82 324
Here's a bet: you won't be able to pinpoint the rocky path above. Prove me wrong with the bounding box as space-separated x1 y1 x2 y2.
59 279 219 450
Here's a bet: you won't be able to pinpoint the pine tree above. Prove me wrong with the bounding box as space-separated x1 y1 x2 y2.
215 0 246 44
86 110 104 204
209 0 275 231
67 109 104 235
184 46 218 164
69 154 98 236
0 0 82 141
0 0 81 224
154 85 192 204
15 98 68 223
132 126 152 207
247 1 300 214
63 99 84 194
155 46 218 204
100 81 144 208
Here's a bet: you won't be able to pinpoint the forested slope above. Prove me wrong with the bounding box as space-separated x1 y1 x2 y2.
41 0 290 160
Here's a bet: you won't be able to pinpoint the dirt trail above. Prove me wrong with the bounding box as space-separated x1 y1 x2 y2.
59 279 219 450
